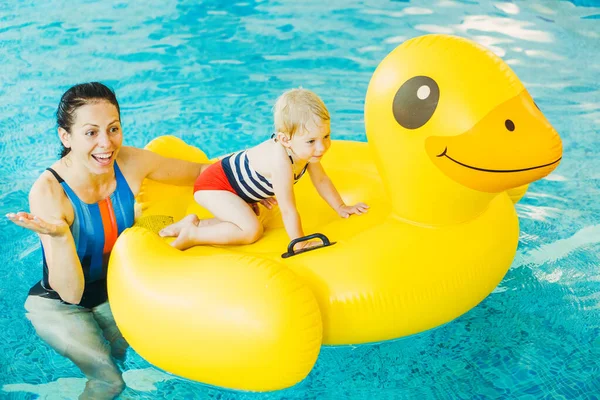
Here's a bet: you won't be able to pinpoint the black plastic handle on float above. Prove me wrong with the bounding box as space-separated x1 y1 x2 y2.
281 233 336 258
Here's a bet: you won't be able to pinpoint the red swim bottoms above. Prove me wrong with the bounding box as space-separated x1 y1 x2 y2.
193 160 237 195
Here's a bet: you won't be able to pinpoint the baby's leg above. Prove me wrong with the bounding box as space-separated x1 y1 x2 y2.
171 190 263 250
159 215 222 237
158 214 199 237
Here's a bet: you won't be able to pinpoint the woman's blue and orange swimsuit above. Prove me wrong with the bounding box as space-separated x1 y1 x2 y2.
28 162 135 308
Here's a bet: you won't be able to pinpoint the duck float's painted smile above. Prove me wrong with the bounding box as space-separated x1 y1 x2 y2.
424 90 563 193
436 146 561 174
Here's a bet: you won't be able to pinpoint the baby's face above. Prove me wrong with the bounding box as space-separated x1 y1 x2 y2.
289 117 331 163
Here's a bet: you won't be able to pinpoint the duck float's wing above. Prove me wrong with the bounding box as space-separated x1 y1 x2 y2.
108 227 322 391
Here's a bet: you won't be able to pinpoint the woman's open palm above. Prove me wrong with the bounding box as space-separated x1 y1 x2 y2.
6 212 69 237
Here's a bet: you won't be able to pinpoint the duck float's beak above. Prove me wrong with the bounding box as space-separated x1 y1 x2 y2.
425 91 563 193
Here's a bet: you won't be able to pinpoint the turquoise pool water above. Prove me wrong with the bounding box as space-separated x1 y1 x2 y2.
1 0 599 398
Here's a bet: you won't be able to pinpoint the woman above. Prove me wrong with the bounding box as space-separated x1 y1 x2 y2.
5 82 265 399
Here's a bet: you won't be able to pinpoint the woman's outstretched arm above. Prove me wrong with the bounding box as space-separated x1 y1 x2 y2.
7 173 84 304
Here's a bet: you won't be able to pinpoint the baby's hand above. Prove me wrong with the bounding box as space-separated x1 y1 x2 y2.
259 197 278 210
293 240 321 252
251 197 278 216
336 203 369 218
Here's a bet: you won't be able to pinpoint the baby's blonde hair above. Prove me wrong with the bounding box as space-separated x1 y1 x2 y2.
273 88 330 137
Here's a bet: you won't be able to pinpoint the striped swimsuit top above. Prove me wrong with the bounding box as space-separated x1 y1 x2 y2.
32 162 135 308
221 150 309 203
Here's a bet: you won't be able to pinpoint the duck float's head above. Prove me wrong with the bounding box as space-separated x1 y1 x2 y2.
365 34 562 225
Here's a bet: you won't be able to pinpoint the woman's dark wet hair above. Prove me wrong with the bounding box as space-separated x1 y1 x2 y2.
57 82 120 158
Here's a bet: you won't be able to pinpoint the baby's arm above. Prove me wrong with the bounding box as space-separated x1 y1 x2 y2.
270 151 305 241
308 162 369 218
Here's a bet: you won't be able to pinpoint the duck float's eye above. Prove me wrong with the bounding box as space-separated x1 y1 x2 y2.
505 119 515 131
392 76 440 129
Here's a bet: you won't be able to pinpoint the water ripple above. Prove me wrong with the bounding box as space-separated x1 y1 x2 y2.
457 15 554 42
1 0 600 398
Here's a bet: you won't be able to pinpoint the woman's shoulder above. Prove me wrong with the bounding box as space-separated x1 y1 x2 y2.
31 167 62 198
29 167 71 220
117 145 158 168
116 146 148 174
116 145 139 165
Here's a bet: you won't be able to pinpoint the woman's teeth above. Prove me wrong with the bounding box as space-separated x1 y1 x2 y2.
92 152 113 163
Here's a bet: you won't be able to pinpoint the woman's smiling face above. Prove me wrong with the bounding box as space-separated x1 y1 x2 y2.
60 100 123 174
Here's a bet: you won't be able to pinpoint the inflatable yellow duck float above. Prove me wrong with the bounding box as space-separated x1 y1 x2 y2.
108 34 562 391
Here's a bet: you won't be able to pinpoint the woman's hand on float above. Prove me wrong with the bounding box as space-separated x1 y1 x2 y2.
336 202 369 218
6 212 69 237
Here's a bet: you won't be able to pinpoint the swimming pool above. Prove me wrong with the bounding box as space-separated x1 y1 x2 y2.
1 0 599 398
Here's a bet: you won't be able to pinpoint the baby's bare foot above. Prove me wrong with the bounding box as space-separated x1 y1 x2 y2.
170 225 199 250
159 214 199 237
